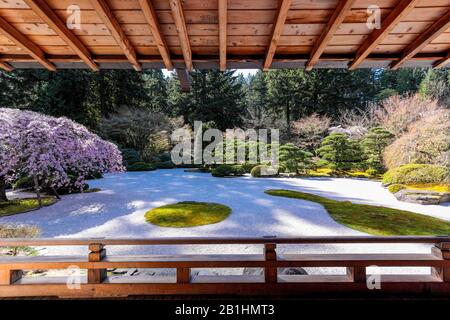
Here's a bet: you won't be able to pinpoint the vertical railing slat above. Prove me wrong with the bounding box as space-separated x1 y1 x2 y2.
87 243 107 284
432 242 450 281
264 243 277 283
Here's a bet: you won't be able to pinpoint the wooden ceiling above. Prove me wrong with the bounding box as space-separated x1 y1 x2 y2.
0 0 450 73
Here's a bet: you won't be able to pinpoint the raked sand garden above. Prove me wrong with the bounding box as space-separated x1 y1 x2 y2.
3 169 450 276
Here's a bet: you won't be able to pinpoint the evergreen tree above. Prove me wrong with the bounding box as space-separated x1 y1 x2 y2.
419 69 450 106
245 71 269 128
317 133 364 172
279 143 313 174
361 127 395 172
169 70 245 130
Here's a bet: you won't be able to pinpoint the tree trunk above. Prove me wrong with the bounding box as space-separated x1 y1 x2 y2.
50 186 61 200
33 176 42 208
0 177 8 202
286 104 291 138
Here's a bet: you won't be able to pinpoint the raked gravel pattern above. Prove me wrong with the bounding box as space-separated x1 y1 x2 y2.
3 169 450 275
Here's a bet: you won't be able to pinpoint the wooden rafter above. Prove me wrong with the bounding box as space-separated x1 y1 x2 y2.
349 0 420 70
89 0 141 71
23 0 99 71
0 61 14 72
0 16 55 71
306 0 356 71
391 9 450 70
176 68 191 92
263 0 293 71
218 0 227 71
169 0 193 71
434 52 450 68
138 0 173 70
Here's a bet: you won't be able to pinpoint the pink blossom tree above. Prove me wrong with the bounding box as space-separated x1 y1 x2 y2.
0 108 123 204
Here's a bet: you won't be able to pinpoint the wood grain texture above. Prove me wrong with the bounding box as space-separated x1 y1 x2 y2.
263 0 293 70
89 0 141 71
169 0 193 70
0 61 14 71
349 0 422 70
391 9 450 69
218 0 227 71
0 15 55 70
23 0 99 70
138 0 173 70
306 0 357 70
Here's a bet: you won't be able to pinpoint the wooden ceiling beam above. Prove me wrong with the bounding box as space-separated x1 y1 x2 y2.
176 68 191 92
434 53 450 68
138 0 173 70
0 16 55 71
391 9 450 70
1 53 446 67
218 0 227 71
169 0 193 71
89 0 141 71
23 0 99 71
0 61 14 72
349 0 420 70
306 0 356 71
263 0 293 71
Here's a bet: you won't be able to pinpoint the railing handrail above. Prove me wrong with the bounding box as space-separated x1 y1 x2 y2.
0 235 449 246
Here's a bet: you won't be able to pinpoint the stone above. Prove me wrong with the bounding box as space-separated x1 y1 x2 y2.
243 268 264 276
394 189 450 205
280 268 308 275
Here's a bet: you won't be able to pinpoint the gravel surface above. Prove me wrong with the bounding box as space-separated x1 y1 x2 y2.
3 169 449 275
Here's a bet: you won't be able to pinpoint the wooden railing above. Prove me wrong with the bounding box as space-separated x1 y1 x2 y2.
1 236 450 298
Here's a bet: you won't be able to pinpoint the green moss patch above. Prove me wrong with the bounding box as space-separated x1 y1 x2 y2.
145 201 231 228
265 189 450 236
0 197 57 217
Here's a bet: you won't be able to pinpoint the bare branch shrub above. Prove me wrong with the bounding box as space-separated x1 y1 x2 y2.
100 107 183 160
337 105 382 130
383 106 450 170
291 113 331 151
377 95 443 137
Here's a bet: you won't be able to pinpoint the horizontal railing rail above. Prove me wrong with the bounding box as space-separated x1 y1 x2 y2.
0 235 449 246
0 236 450 298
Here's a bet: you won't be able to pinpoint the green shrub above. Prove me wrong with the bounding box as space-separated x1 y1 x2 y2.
127 162 156 172
155 161 176 169
251 165 278 178
317 133 364 172
242 163 258 173
388 184 406 194
382 164 449 186
12 176 33 190
156 153 172 162
121 148 142 166
365 168 380 177
314 159 330 169
279 143 313 174
211 164 245 177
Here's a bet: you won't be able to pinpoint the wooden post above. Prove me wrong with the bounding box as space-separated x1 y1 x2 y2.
264 243 277 283
0 269 22 285
432 242 450 281
88 243 106 284
177 268 190 283
347 267 366 283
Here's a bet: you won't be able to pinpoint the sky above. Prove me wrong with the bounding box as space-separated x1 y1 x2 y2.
162 69 258 78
